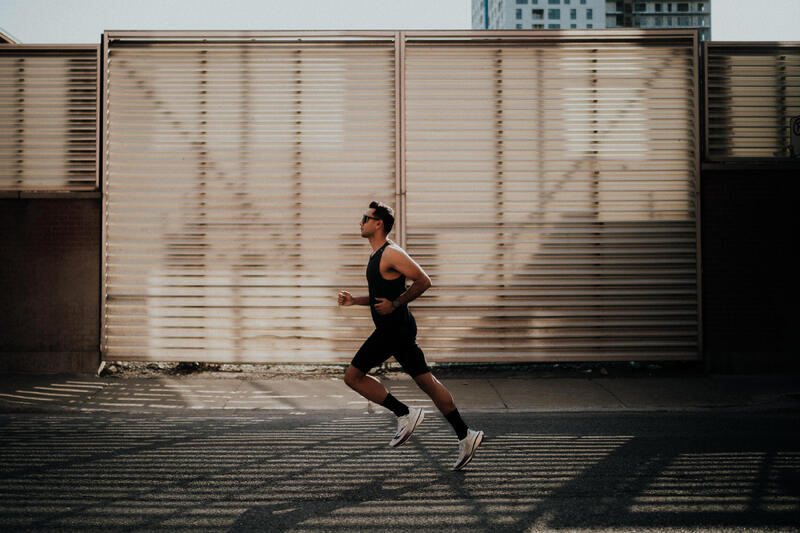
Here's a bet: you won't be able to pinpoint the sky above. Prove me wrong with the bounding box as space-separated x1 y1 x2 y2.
0 0 798 43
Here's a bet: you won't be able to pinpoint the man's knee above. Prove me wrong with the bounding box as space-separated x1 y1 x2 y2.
344 365 363 389
413 371 436 390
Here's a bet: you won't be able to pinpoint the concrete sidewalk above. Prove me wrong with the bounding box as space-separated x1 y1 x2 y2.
1 372 798 414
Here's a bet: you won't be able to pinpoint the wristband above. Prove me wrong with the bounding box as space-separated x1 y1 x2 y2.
392 299 401 309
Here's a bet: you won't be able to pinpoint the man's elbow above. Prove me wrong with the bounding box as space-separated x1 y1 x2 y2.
422 275 432 290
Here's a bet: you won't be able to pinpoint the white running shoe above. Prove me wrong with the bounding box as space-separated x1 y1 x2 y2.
453 428 484 470
389 407 424 448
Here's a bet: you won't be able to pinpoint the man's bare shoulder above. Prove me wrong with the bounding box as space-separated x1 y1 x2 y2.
384 243 410 260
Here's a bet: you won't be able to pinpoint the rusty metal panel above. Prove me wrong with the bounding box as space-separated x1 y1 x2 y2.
403 32 700 361
706 42 800 160
0 45 98 191
103 33 397 362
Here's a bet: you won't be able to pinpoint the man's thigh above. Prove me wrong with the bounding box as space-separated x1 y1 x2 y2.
393 338 431 378
350 329 392 374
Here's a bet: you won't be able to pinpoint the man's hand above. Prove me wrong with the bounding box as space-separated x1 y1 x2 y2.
338 291 355 307
373 297 395 316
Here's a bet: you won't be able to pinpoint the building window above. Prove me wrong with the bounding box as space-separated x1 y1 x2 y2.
677 16 690 25
516 23 523 28
636 3 646 12
571 23 577 28
548 8 560 19
655 16 663 26
698 3 705 12
548 0 560 4
580 0 586 4
655 3 663 12
532 9 544 19
677 3 689 12
564 0 570 4
570 8 577 19
586 8 593 19
516 8 523 19
533 23 545 28
516 0 528 4
548 23 561 28
587 23 593 28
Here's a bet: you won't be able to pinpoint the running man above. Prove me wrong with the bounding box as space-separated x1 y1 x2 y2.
338 201 484 470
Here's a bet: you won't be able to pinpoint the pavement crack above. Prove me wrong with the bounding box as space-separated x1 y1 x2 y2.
486 379 509 409
593 380 628 409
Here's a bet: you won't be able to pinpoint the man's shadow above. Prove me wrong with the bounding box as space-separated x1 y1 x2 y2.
230 470 457 532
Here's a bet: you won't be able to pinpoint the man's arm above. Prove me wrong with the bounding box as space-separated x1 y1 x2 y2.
373 247 432 315
338 291 370 307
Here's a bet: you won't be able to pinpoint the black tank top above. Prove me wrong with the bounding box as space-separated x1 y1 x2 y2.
367 241 415 330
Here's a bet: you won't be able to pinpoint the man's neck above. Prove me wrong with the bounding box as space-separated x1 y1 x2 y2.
368 234 388 252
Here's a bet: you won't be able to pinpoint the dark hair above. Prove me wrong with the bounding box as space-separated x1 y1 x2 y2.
369 201 395 235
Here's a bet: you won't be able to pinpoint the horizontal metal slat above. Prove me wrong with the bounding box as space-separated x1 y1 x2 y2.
0 46 98 190
705 43 800 160
104 37 396 363
403 36 698 363
102 32 699 364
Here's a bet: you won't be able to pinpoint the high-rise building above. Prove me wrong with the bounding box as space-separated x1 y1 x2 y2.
472 0 607 30
605 1 711 40
472 0 711 40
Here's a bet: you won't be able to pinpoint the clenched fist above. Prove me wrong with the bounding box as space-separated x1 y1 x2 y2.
338 291 354 306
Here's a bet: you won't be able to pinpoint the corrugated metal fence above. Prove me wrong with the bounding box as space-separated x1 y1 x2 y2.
706 42 800 160
99 31 700 363
15 32 798 363
0 45 98 190
103 33 398 361
404 33 699 361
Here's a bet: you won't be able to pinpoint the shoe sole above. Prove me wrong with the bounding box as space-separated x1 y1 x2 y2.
389 409 424 448
453 431 484 471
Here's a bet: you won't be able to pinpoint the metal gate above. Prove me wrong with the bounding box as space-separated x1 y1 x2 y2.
102 31 700 363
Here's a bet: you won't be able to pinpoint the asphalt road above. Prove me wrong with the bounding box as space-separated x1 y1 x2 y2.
1 411 798 532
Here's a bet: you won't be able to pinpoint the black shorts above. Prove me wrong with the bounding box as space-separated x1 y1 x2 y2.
350 327 431 378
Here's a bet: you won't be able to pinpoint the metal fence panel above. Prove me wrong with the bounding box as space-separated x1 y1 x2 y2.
706 42 800 160
0 45 98 191
403 32 700 361
103 31 700 363
103 34 397 361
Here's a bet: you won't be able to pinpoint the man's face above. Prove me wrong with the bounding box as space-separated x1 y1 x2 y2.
360 208 381 238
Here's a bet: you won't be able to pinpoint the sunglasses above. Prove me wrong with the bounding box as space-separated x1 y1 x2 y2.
361 214 381 224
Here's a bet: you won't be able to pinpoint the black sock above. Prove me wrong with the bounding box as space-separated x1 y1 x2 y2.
445 408 469 440
380 393 410 417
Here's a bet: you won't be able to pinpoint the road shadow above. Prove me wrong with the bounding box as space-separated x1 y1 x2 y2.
0 412 797 531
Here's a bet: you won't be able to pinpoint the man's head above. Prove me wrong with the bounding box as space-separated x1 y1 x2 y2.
360 200 395 238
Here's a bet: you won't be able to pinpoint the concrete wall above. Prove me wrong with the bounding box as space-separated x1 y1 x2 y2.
700 167 797 373
0 196 101 374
